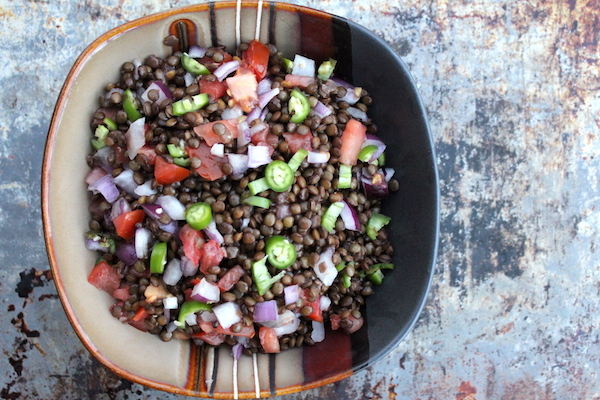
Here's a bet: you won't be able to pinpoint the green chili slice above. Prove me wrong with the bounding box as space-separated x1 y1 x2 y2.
366 212 391 240
288 89 310 124
177 300 212 326
242 196 271 209
288 148 309 172
338 164 352 189
123 88 142 121
252 255 287 296
150 242 167 274
248 177 270 195
264 160 294 192
321 202 345 232
172 93 209 116
185 202 213 230
317 58 337 81
265 235 297 269
181 53 210 76
358 145 378 163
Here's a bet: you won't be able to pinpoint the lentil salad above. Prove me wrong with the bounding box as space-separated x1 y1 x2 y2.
85 35 399 355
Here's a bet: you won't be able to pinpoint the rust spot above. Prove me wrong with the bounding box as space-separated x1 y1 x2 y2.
11 312 40 338
496 322 515 335
399 352 406 369
15 268 53 307
456 381 477 400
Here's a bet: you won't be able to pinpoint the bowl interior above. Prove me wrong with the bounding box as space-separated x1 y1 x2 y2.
42 1 438 398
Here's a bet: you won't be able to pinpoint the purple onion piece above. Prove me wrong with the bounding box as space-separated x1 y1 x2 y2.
125 117 146 160
232 343 244 360
116 243 138 266
93 146 114 173
203 220 224 245
246 106 262 124
180 256 198 277
307 151 330 164
158 220 179 235
227 154 249 178
85 238 108 252
257 77 273 95
247 145 272 169
214 60 240 81
88 174 119 203
312 101 332 118
368 144 387 163
346 107 368 122
236 120 251 148
258 88 280 109
141 81 173 104
141 203 164 220
221 105 244 120
191 278 221 304
340 201 360 231
156 195 186 220
163 258 183 286
110 197 132 221
384 168 395 182
312 321 325 343
361 173 389 200
284 285 300 306
253 300 278 323
187 45 207 58
113 169 139 197
135 227 151 259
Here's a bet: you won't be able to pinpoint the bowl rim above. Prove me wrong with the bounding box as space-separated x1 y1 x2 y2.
41 1 440 397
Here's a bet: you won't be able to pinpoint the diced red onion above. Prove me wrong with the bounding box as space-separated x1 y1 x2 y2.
227 154 249 178
331 78 361 105
213 302 243 329
247 145 272 168
85 238 108 252
312 321 325 343
249 123 268 137
276 204 291 220
166 321 178 333
257 77 273 95
307 151 330 164
134 180 157 197
340 201 360 231
191 278 221 303
163 296 178 310
125 117 146 160
163 258 183 286
86 167 108 185
185 312 199 326
369 144 386 163
259 107 269 121
313 247 337 287
88 174 119 203
203 220 224 245
241 218 250 229
113 169 139 197
346 107 368 122
214 60 240 81
320 296 331 312
105 87 124 101
258 88 280 109
246 106 262 124
158 220 179 235
116 243 137 266
361 171 389 200
183 72 195 87
221 105 244 120
200 311 217 322
253 300 278 323
292 54 315 77
210 143 225 157
135 227 151 259
260 310 299 336
284 285 300 306
180 256 198 277
156 195 186 220
321 79 338 95
330 77 353 89
232 343 244 360
93 146 114 173
132 59 142 80
141 203 164 220
110 197 132 221
187 45 207 58
237 120 251 148
312 101 332 118
384 168 395 182
141 81 173 104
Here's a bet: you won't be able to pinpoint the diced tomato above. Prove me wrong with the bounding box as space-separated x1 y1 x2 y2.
338 118 367 166
330 313 341 331
129 319 148 332
199 240 225 274
300 289 323 322
217 265 246 292
192 330 226 346
137 145 157 165
88 260 121 295
154 156 191 185
193 119 239 146
265 133 279 147
259 326 280 353
132 307 148 322
112 285 130 301
216 323 256 338
199 76 229 101
226 67 258 113
184 287 193 302
250 124 269 145
179 224 205 267
242 40 270 81
283 74 317 89
113 209 145 241
85 167 108 185
199 320 215 333
186 143 227 181
283 132 313 153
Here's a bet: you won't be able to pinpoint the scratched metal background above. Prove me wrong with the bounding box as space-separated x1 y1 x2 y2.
1 0 599 398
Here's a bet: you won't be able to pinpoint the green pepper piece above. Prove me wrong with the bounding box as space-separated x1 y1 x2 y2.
91 139 106 150
287 148 308 172
282 58 294 73
150 242 167 273
265 235 297 269
366 213 392 240
358 145 379 163
173 157 191 167
242 195 271 209
338 164 352 189
321 201 345 232
367 269 385 285
288 89 310 124
265 160 294 192
317 58 337 80
103 117 118 131
167 144 187 158
335 261 347 272
177 300 212 326
342 272 352 288
95 125 109 140
185 202 213 230
181 53 210 76
123 88 142 121
376 152 386 166
172 93 209 116
252 256 286 296
248 177 270 195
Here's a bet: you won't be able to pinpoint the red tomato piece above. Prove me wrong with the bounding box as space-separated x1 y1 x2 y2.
179 224 205 267
283 74 317 89
199 76 229 101
199 320 215 333
283 132 313 153
113 209 145 241
154 156 191 185
88 260 121 295
217 265 246 292
199 240 225 274
192 330 226 346
226 67 258 113
216 323 256 338
137 145 157 165
193 119 239 146
186 143 227 181
242 40 270 81
250 124 269 145
259 326 280 353
338 118 367 166
112 285 130 301
132 307 148 322
300 289 323 322
330 313 341 331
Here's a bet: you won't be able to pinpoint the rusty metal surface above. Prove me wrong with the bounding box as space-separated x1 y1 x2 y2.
1 0 599 398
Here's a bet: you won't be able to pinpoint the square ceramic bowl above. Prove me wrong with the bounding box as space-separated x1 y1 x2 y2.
42 1 438 398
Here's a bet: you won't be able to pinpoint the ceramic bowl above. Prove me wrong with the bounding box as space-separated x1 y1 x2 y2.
42 1 438 398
